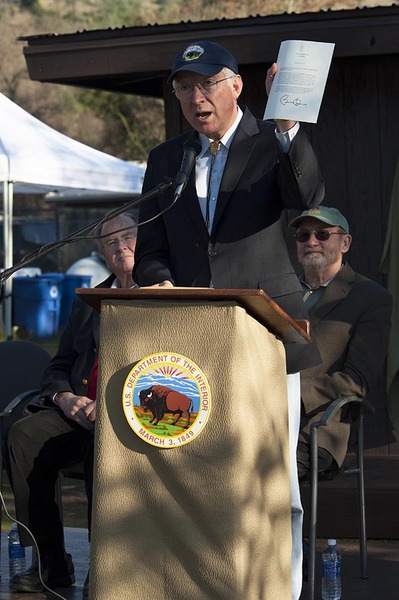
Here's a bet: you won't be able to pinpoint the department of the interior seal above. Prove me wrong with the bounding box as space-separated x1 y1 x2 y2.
122 352 211 448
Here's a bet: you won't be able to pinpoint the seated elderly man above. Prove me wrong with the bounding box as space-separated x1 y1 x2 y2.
290 206 392 479
6 212 138 595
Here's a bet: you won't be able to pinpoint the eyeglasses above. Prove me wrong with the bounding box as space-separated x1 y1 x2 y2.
172 75 236 99
102 234 136 251
294 230 346 243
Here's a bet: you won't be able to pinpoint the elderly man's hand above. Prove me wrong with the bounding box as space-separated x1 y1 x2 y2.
54 392 96 430
265 62 297 133
145 280 174 288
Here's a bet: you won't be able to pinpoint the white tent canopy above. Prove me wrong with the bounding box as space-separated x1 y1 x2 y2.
0 92 145 193
0 91 145 338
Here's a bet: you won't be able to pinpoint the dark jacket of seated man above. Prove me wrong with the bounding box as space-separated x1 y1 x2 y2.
289 207 393 478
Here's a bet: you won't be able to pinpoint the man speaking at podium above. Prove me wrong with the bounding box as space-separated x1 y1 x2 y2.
133 41 325 599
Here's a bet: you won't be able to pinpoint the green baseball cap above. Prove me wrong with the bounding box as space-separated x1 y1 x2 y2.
289 206 350 234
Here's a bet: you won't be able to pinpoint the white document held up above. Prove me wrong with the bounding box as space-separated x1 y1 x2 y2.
263 40 335 124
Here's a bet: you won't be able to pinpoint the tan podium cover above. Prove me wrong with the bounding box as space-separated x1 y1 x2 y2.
87 294 293 600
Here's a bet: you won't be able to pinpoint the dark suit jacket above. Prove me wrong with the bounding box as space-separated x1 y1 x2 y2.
134 107 324 373
40 275 115 401
299 263 393 466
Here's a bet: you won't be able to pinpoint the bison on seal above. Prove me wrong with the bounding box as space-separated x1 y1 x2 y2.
139 385 193 428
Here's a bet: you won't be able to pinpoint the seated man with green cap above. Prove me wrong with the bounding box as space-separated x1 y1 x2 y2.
290 206 392 479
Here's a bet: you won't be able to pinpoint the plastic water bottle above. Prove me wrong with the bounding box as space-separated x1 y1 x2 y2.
8 522 26 579
321 538 341 600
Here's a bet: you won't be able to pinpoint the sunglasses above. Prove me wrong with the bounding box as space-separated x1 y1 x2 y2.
294 230 346 243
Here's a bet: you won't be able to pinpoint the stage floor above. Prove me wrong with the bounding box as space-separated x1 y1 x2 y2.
0 529 397 599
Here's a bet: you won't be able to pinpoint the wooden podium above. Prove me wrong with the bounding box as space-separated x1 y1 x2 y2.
77 288 310 600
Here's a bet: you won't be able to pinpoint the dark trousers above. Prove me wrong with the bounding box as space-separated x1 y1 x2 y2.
5 408 93 551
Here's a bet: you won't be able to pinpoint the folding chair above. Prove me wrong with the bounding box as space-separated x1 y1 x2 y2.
0 340 52 571
0 341 88 571
307 395 371 600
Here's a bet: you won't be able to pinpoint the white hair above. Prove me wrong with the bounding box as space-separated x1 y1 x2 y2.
96 212 138 251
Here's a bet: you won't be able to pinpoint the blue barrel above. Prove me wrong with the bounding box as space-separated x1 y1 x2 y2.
13 275 62 338
60 274 92 328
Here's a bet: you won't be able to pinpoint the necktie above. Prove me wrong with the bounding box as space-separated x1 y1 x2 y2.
209 140 221 157
205 140 221 230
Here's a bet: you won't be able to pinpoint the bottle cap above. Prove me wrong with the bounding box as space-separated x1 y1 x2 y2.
327 538 336 545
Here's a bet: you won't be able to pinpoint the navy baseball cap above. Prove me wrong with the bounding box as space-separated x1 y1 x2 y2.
168 41 238 83
289 207 350 233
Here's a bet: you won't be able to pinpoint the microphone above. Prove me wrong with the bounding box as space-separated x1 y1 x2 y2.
173 137 202 201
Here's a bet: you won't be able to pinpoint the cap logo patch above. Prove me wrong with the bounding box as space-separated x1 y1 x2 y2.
307 208 321 215
182 44 205 62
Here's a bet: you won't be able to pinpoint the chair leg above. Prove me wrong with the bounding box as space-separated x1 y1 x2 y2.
308 425 319 600
357 413 368 579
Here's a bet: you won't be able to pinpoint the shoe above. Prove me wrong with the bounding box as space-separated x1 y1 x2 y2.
82 568 90 599
10 552 75 593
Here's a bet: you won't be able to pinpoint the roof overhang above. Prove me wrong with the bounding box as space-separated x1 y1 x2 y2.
19 5 399 97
